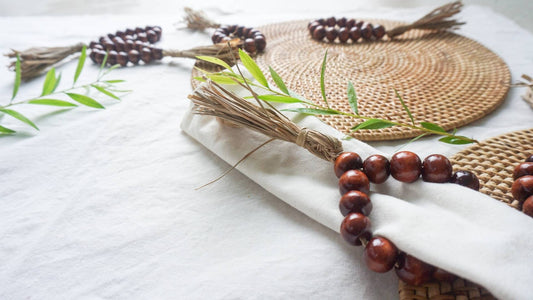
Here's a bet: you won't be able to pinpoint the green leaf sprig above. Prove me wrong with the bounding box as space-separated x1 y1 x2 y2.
195 51 477 145
1 46 129 135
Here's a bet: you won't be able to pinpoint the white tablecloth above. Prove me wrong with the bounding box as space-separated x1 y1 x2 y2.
0 4 532 299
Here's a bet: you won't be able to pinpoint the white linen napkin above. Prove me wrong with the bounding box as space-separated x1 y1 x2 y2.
181 81 533 300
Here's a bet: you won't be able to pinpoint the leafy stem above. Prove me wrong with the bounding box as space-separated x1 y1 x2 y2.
195 51 477 145
2 46 129 135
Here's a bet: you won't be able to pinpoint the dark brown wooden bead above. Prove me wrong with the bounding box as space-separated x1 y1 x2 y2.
334 152 363 178
390 151 422 183
146 30 158 43
338 27 350 43
355 20 364 28
450 170 480 191
244 38 256 53
325 27 338 42
340 212 371 246
339 190 372 216
349 26 361 42
220 36 232 43
151 47 163 60
107 33 115 40
235 26 245 36
128 49 140 64
141 47 152 63
433 268 457 282
137 32 148 43
152 26 162 40
422 154 452 183
124 34 134 41
124 40 134 52
361 23 373 40
346 19 356 29
113 37 125 52
89 50 97 63
312 25 326 41
511 175 533 203
115 30 126 38
337 17 347 27
91 43 104 51
316 18 326 25
117 51 128 66
125 28 135 36
308 21 320 33
228 24 237 33
134 40 145 51
254 36 266 51
526 155 533 162
135 27 144 34
89 41 99 49
94 50 105 65
326 16 336 27
373 24 386 39
363 154 390 184
395 254 435 286
242 27 253 38
107 50 118 66
522 195 533 217
103 41 115 51
218 25 230 34
513 162 533 180
363 236 398 273
339 170 370 195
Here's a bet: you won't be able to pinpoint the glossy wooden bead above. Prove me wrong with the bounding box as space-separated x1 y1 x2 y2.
340 212 371 246
107 33 115 40
450 170 480 191
228 24 237 33
422 154 452 183
395 254 435 286
308 21 320 33
338 27 350 43
137 32 148 43
390 151 422 183
361 23 373 40
334 152 363 178
312 25 326 40
339 170 370 195
339 190 372 216
373 24 386 39
235 26 245 36
325 27 338 42
103 41 115 51
124 40 135 52
355 20 364 28
349 26 361 42
135 27 144 34
244 38 256 53
89 41 99 49
146 30 158 43
113 38 125 52
124 34 134 41
91 43 104 51
337 17 347 27
107 50 118 66
134 40 145 51
433 268 457 282
363 236 398 273
89 50 97 63
522 195 533 217
128 49 140 64
94 50 105 65
117 51 128 66
326 16 336 27
152 26 162 40
346 18 356 29
513 162 533 180
151 47 163 60
511 175 533 203
218 25 230 34
141 47 152 63
125 28 135 36
526 155 533 162
363 154 390 184
243 27 253 38
255 36 266 51
316 18 326 25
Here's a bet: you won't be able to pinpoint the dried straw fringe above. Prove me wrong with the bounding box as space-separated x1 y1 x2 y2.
6 43 85 81
182 7 220 31
188 80 344 162
387 1 464 38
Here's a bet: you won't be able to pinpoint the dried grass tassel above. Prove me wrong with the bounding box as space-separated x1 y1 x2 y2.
182 7 221 31
386 1 464 39
188 79 344 162
5 43 85 81
164 41 241 67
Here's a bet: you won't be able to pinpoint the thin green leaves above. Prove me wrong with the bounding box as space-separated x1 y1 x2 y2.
73 45 87 85
66 93 105 109
352 119 395 130
196 55 233 72
420 121 446 133
41 68 60 96
269 67 289 95
347 81 358 115
28 99 78 107
282 107 340 115
0 125 16 134
438 135 475 145
91 84 119 100
320 50 329 107
394 89 414 126
238 49 268 87
0 108 39 130
12 54 21 100
256 95 304 104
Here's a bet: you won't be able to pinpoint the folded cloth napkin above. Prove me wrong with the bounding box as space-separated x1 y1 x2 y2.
181 82 533 300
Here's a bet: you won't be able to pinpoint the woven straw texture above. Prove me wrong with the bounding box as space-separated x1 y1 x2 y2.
192 20 511 141
399 128 533 300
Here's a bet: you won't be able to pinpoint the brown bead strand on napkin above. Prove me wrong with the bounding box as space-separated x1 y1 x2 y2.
308 1 464 43
511 154 533 217
334 151 480 285
211 25 267 54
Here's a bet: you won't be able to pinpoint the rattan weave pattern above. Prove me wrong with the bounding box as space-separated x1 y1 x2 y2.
190 19 511 141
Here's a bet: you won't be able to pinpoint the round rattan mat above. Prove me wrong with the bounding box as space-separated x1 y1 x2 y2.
191 20 511 141
399 128 533 300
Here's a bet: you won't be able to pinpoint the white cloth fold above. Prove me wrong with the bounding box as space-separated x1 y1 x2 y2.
181 83 533 300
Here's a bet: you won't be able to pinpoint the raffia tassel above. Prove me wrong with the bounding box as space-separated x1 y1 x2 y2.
164 41 241 67
386 1 465 39
181 7 220 31
188 79 344 162
5 43 85 81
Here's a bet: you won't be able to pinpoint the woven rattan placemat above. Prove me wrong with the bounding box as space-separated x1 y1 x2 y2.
191 19 511 141
399 128 533 300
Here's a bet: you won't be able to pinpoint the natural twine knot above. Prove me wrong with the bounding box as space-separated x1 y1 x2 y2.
295 127 344 162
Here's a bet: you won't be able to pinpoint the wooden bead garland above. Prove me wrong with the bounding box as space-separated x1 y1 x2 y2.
335 151 481 286
211 25 267 53
308 17 385 43
511 154 533 217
